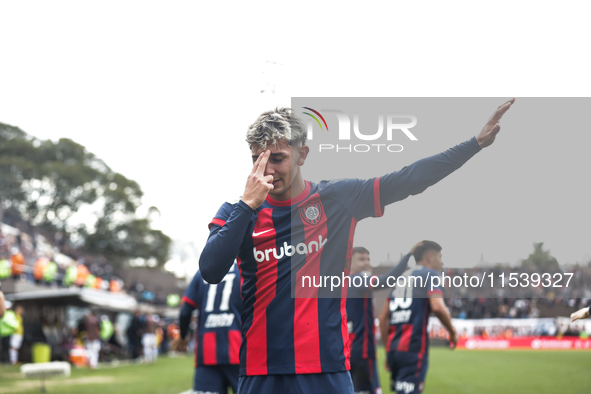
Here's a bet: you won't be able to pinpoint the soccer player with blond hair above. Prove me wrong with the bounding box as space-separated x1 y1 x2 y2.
200 100 514 393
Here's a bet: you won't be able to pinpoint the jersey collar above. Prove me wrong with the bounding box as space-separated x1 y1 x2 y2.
265 181 311 207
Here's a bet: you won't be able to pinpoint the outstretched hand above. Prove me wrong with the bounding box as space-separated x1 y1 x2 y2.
570 307 590 322
476 98 515 148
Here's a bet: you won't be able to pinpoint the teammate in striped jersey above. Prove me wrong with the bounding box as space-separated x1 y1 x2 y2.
379 241 457 394
347 243 422 394
177 263 242 394
200 100 514 393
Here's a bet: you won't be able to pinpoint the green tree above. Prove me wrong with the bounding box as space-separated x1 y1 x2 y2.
0 122 170 268
520 242 560 270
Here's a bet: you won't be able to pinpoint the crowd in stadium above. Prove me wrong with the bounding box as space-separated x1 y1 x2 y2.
0 213 180 306
442 266 591 319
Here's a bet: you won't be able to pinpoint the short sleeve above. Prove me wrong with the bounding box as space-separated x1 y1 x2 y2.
426 270 443 297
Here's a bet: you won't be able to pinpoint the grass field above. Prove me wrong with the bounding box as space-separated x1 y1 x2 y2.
1 349 590 393
378 347 591 394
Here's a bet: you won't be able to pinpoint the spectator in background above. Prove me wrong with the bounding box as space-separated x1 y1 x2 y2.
84 310 101 369
9 305 24 365
142 313 158 364
10 250 25 280
0 300 18 364
127 310 142 360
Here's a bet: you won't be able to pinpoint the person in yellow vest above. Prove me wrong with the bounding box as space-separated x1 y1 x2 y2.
43 261 58 287
64 265 78 287
0 258 11 280
9 305 24 365
0 301 18 364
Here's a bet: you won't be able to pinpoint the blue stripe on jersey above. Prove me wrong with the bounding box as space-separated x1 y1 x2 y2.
183 264 242 365
387 266 441 354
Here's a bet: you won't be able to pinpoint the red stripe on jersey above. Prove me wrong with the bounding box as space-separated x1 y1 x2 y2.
208 218 226 230
387 325 396 353
397 324 413 352
182 296 197 308
228 330 241 365
373 177 384 217
266 181 311 207
362 297 369 359
341 292 351 369
427 289 443 297
202 332 217 365
194 330 198 367
341 217 357 368
294 194 325 374
416 299 430 375
245 208 278 375
345 217 358 264
236 257 244 299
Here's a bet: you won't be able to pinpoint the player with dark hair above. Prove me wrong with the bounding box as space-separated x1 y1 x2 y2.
347 242 422 394
379 241 457 394
199 100 514 393
176 263 242 394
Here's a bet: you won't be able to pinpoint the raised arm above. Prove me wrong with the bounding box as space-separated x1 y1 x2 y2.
379 99 514 208
373 242 423 288
199 151 274 284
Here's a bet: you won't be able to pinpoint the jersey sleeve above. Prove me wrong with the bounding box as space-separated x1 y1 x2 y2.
379 137 481 208
199 200 254 284
327 177 384 221
208 201 235 230
426 269 443 297
182 270 202 309
328 137 481 221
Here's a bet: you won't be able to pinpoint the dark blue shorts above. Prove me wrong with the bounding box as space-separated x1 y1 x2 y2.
387 352 428 394
350 357 380 394
237 371 354 394
193 364 239 394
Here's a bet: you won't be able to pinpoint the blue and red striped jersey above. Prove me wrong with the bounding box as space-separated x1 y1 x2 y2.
385 266 443 356
182 263 242 367
346 253 412 361
200 137 481 376
210 178 384 376
346 287 376 361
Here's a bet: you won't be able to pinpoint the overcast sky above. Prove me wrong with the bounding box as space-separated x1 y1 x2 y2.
1 1 590 274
